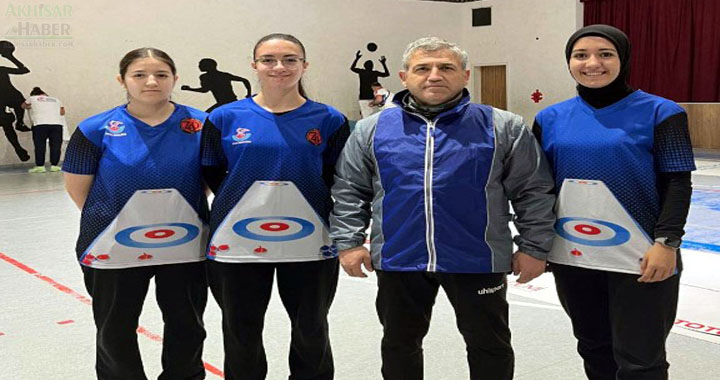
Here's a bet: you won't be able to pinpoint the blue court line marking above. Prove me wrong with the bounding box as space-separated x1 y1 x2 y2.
685 188 720 254
682 241 720 253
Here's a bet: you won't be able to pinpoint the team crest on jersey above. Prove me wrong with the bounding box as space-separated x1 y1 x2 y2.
232 127 252 145
180 118 202 134
305 128 322 146
104 120 126 136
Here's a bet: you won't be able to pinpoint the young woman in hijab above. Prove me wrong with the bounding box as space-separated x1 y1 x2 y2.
533 24 695 380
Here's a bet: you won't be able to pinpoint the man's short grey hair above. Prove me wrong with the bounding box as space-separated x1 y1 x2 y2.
401 37 469 70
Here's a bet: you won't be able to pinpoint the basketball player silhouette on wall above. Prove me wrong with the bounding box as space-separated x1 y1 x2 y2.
181 58 252 113
350 42 389 118
0 40 30 161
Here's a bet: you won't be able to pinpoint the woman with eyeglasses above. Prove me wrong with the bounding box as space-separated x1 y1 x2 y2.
201 33 349 380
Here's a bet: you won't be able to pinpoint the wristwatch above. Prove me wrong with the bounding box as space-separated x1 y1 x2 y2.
654 237 681 250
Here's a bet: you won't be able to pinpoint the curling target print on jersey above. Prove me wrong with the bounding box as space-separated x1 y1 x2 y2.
115 223 200 248
550 179 652 274
80 188 207 269
208 181 337 262
555 218 630 247
233 217 315 242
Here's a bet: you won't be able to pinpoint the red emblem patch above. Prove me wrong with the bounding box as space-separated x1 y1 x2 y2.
305 129 322 146
180 118 203 134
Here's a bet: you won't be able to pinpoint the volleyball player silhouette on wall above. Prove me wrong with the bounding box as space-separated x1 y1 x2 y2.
181 58 252 113
0 40 30 161
350 42 389 118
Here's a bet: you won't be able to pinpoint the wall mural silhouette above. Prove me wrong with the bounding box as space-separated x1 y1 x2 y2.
0 40 30 162
181 58 252 112
350 42 390 118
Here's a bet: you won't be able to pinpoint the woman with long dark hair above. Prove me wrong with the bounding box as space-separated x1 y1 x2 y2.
62 47 209 380
201 33 349 380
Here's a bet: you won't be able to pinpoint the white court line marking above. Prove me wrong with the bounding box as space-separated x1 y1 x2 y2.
681 283 720 294
696 163 720 170
0 188 65 197
341 274 720 294
0 215 63 223
684 223 720 231
509 301 564 311
340 270 720 343
340 274 377 284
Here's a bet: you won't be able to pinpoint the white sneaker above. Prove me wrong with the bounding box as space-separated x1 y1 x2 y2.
28 166 46 173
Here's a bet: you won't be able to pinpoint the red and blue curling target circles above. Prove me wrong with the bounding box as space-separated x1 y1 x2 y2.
555 217 630 247
115 223 199 248
233 217 315 242
145 229 175 239
574 224 601 235
260 222 289 232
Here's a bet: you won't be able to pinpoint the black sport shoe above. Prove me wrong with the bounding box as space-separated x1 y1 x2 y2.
15 123 31 132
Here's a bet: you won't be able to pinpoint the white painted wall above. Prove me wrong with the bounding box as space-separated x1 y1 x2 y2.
459 0 583 123
0 0 581 166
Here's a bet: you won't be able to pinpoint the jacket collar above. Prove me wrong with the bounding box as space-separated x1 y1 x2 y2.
393 88 471 121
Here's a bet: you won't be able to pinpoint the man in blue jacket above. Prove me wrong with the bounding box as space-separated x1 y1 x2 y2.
330 37 556 380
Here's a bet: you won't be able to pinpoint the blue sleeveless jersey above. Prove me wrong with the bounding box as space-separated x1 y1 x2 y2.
202 97 348 234
535 90 695 235
62 104 208 256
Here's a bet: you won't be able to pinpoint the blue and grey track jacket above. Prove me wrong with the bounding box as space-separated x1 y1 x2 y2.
329 91 556 273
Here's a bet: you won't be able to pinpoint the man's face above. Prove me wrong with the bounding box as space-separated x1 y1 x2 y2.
399 49 469 106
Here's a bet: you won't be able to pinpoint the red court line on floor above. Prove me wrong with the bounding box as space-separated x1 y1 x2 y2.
57 320 75 325
0 251 224 378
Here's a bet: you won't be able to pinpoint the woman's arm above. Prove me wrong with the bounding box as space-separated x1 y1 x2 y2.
62 128 102 210
200 118 228 194
64 173 94 210
638 110 695 282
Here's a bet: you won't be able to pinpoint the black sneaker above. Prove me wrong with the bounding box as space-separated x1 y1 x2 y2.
15 123 31 132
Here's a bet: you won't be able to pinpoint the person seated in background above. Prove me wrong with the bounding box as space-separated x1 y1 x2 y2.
368 82 395 112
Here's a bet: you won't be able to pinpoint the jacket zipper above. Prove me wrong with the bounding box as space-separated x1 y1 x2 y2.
423 119 437 272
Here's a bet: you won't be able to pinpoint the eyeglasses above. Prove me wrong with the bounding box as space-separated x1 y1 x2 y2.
254 56 305 68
